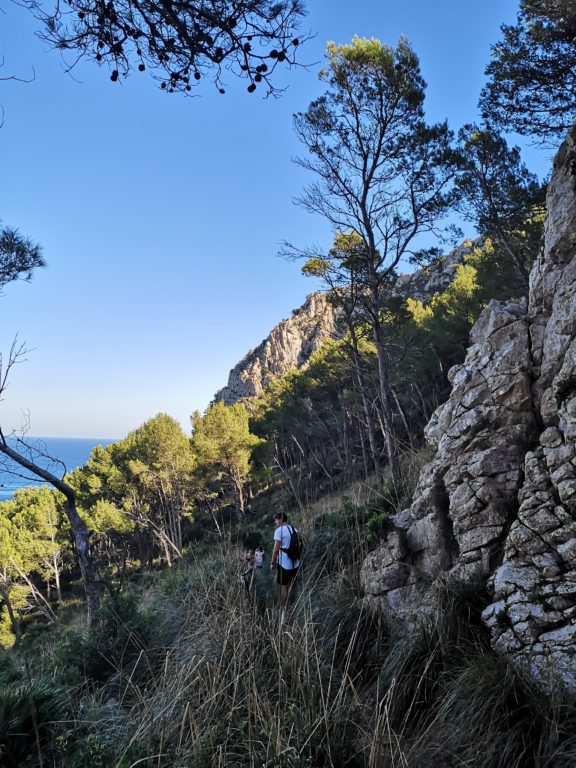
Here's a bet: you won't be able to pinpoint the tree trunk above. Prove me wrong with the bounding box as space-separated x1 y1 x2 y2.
160 538 173 567
0 586 21 644
372 322 399 479
347 317 381 479
53 553 62 604
65 499 101 622
231 471 245 521
205 498 223 539
0 437 100 623
353 358 381 478
392 387 416 451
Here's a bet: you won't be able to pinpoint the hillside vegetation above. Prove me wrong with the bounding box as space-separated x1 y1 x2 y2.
1 0 575 764
2 479 576 767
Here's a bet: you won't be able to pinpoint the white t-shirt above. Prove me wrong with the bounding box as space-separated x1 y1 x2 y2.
274 524 300 570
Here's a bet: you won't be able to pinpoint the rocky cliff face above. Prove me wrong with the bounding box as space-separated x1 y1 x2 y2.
396 240 478 301
361 128 576 690
216 243 476 406
215 293 339 404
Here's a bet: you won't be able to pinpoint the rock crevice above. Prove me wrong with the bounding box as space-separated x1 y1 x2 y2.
361 127 576 690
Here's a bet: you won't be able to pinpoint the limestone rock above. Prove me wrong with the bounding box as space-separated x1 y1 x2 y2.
215 244 475 406
361 126 576 691
215 293 339 404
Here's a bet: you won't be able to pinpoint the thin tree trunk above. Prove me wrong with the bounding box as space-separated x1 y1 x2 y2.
205 498 223 539
357 412 370 479
372 325 398 478
392 387 416 450
0 586 21 643
11 561 57 622
53 554 62 604
0 436 100 623
354 363 381 477
347 320 381 479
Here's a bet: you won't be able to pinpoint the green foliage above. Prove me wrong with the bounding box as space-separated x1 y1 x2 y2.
465 236 539 304
0 489 63 646
0 225 45 290
409 263 480 324
455 124 547 289
88 498 134 535
0 613 16 649
52 588 162 685
480 0 576 140
70 413 195 566
305 491 396 570
191 400 264 513
257 213 545 501
0 675 68 767
322 35 426 112
291 33 459 477
8 485 66 586
365 494 395 541
192 400 262 478
294 35 457 260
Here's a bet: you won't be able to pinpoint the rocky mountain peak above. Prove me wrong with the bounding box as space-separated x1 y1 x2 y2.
214 292 339 405
215 242 476 406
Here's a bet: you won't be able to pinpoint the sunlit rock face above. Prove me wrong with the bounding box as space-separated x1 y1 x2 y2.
361 127 576 691
486 130 576 690
215 246 474 407
214 292 339 405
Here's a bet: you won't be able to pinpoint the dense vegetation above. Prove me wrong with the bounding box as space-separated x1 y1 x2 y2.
480 0 576 140
1 0 575 763
2 485 576 767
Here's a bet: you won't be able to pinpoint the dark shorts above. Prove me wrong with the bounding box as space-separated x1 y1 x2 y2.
277 566 299 585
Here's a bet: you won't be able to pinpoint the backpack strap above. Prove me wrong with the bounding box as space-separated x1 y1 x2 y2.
279 525 293 560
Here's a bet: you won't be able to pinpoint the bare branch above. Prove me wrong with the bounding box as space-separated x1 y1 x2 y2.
31 0 311 96
0 336 29 400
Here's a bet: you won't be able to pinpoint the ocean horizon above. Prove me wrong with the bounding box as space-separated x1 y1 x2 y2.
0 436 116 502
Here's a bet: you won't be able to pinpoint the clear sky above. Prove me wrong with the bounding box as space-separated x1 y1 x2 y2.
0 0 553 439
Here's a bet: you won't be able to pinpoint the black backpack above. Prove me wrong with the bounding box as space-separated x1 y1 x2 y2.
280 525 301 561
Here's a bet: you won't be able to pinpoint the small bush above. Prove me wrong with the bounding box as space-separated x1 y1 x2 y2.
0 676 69 767
52 587 162 686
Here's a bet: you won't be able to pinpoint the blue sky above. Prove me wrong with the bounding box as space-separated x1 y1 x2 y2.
0 0 553 438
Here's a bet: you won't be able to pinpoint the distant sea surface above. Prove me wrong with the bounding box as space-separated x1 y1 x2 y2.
0 437 116 502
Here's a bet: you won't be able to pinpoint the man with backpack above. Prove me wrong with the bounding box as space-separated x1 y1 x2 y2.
270 511 300 620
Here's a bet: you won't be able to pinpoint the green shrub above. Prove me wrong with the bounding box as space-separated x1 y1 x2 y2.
0 676 69 767
52 588 162 685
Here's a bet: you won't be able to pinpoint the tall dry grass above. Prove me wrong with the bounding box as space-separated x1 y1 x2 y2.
3 481 576 767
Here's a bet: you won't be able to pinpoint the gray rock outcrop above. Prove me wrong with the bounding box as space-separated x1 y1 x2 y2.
215 293 339 404
216 243 477 406
396 240 479 301
361 128 576 690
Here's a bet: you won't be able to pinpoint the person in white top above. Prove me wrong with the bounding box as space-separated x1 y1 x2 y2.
270 511 300 617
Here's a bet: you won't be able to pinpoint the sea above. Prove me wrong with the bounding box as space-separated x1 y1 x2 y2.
0 437 116 502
